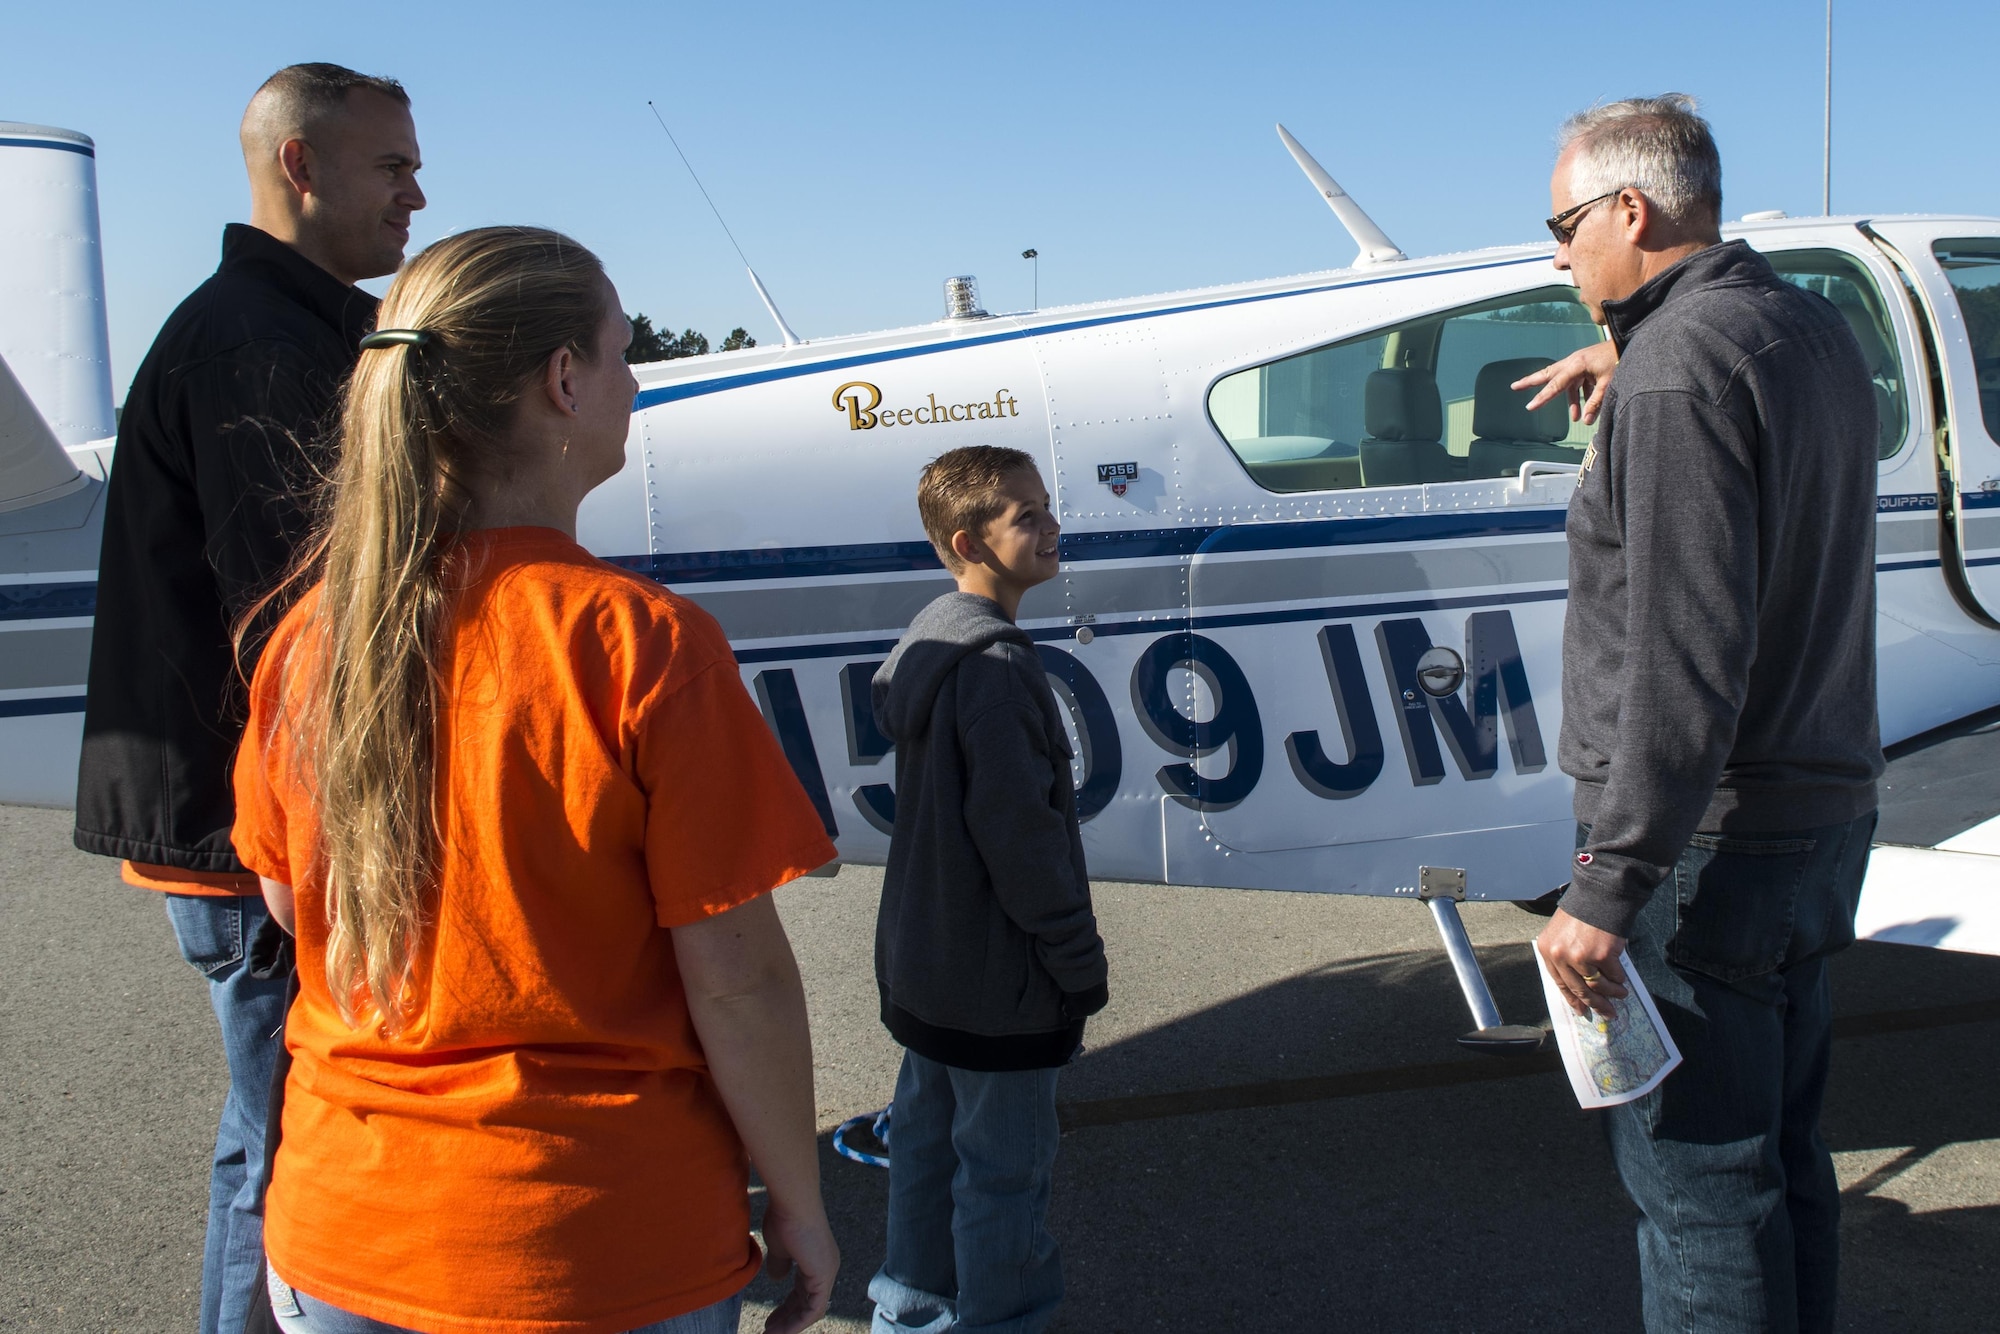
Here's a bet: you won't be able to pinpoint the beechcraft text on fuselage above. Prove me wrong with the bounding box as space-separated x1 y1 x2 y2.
832 381 1021 431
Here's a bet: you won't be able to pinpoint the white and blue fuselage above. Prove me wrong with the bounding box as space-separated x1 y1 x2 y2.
567 214 2000 902
7 204 2000 921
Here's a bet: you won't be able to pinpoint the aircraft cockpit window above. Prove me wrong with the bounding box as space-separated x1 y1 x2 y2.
1767 249 1910 460
1932 240 2000 444
1206 286 1603 492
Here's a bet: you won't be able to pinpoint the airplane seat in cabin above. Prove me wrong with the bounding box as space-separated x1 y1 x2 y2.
1875 382 1898 452
1358 368 1453 486
1830 289 1904 456
1466 356 1585 479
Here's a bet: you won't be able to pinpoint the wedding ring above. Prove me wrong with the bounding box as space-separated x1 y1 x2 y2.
1580 970 1602 984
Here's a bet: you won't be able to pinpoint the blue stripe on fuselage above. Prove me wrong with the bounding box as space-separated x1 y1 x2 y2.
0 695 87 717
0 581 98 621
618 509 1576 585
0 136 94 158
630 256 1550 411
614 495 1948 585
0 493 1968 616
612 506 1576 584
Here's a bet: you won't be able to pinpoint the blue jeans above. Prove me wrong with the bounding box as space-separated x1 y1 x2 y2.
870 1050 1064 1334
268 1278 743 1333
1593 812 1875 1334
165 892 291 1334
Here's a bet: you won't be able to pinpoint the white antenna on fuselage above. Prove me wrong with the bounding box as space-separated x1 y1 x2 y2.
646 102 802 348
1275 123 1406 267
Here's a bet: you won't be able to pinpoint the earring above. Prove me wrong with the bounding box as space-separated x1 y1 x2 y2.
571 403 580 413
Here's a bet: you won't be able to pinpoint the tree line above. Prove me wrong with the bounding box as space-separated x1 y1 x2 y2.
625 313 757 363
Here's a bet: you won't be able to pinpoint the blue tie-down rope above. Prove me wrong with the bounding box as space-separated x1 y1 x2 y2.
832 1102 893 1168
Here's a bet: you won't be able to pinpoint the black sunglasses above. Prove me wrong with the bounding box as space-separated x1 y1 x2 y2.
1545 190 1624 244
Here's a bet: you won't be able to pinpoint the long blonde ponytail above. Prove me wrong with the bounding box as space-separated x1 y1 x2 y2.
278 226 609 1029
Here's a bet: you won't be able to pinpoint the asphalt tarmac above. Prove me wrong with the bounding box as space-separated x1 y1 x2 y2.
5 799 1996 1334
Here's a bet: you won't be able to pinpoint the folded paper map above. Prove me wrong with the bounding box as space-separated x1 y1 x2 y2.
1534 948 1682 1109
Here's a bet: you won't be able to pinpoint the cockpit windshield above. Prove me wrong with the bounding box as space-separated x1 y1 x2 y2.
1206 286 1603 493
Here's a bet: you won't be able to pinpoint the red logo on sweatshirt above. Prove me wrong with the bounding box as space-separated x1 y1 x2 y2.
1575 852 1594 866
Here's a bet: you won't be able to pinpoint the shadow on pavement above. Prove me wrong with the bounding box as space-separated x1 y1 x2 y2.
752 939 2000 1332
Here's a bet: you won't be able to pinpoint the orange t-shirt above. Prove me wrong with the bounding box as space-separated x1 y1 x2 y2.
231 527 836 1334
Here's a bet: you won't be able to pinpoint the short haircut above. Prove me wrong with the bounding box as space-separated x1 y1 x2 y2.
244 63 408 149
1558 94 1722 234
917 445 1041 572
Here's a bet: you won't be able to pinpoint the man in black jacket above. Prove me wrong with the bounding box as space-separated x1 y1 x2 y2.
73 63 422 1334
1532 97 1880 1334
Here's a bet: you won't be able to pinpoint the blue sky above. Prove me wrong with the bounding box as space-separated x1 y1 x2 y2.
7 1 1997 402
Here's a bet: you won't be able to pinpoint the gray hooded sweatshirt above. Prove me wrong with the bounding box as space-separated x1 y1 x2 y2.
1559 240 1883 937
871 592 1108 1071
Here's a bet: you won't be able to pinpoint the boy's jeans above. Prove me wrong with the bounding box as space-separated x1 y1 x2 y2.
870 1051 1064 1334
1594 812 1875 1334
164 892 291 1334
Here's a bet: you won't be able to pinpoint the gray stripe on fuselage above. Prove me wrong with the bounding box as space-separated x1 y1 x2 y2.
680 576 958 642
678 540 1570 641
1189 539 1569 611
681 514 1945 643
0 626 91 690
1877 513 1936 557
1065 563 1188 616
1966 513 2000 552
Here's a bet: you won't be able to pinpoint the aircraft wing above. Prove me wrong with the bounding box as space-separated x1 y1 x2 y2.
1859 709 2000 956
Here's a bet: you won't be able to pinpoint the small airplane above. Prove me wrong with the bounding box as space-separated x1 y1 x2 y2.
5 117 1998 1047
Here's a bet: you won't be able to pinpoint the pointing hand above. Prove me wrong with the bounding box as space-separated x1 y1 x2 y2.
1512 341 1620 425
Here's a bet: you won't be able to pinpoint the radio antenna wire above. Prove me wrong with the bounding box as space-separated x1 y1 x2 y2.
646 101 801 347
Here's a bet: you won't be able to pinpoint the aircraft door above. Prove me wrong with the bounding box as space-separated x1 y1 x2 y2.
1032 315 1189 685
1866 222 2000 625
1175 528 1573 864
1030 320 1189 880
1035 321 1182 528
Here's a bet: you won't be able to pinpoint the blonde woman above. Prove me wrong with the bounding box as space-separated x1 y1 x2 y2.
232 226 839 1334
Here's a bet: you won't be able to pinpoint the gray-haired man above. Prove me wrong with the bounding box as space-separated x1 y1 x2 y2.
1530 96 1881 1333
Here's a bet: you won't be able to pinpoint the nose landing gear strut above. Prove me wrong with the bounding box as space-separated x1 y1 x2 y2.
1418 866 1546 1054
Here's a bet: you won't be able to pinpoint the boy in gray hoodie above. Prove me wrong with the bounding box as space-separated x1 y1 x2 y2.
867 445 1109 1334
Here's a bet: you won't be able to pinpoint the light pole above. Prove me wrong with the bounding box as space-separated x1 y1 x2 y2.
1823 0 1833 216
1022 249 1039 310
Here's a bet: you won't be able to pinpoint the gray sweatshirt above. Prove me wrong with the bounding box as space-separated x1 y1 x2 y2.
871 592 1108 1071
1560 240 1883 937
